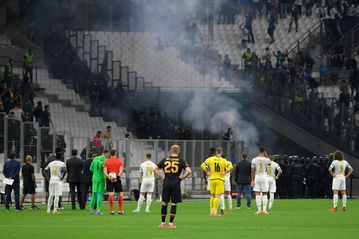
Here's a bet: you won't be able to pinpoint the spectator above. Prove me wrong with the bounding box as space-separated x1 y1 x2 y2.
242 48 254 78
223 54 232 80
20 155 39 209
66 149 83 210
234 153 252 209
33 101 43 122
23 100 34 122
3 152 21 211
245 13 255 44
346 52 357 70
102 126 113 150
262 47 273 68
289 5 299 33
350 70 359 98
23 49 33 84
8 101 25 121
304 0 313 16
268 14 276 44
318 54 328 83
40 105 53 127
92 131 103 148
280 0 289 18
80 152 93 210
252 0 262 18
4 58 13 84
295 0 303 16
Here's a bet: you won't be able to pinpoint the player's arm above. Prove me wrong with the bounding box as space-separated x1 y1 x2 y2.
223 161 234 175
119 163 124 177
31 166 36 187
139 172 143 183
44 165 50 181
276 167 282 180
180 166 192 181
328 166 336 177
153 165 164 181
103 165 109 179
250 162 255 188
200 158 210 174
346 164 353 178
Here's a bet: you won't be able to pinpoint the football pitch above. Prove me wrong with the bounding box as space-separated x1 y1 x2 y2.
1 199 358 239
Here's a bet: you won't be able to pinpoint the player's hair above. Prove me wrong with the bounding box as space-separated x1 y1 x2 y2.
258 146 265 153
71 149 78 156
216 147 223 155
209 147 216 156
242 153 247 159
102 149 109 154
146 153 152 159
87 152 93 159
25 155 32 163
9 152 16 159
110 149 117 156
170 145 180 155
263 151 269 157
333 150 344 161
269 155 275 161
56 152 62 160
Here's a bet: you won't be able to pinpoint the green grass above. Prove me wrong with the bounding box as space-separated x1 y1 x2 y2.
1 199 359 239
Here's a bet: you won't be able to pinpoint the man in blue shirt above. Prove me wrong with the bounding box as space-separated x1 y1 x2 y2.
3 152 21 211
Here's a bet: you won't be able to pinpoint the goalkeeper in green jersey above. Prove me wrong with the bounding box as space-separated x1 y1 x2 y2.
89 150 110 215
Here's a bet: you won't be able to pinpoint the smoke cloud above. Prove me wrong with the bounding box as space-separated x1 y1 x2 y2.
182 91 259 154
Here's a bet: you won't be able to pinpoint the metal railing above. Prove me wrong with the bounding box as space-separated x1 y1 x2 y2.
0 113 59 172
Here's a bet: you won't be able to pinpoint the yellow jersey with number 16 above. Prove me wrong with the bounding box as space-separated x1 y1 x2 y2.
201 156 233 181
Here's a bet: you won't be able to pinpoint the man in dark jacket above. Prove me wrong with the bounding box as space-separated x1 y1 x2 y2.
80 152 93 210
66 149 83 209
234 153 252 209
3 152 21 211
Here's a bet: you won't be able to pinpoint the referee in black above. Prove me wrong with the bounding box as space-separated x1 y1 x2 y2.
154 145 191 229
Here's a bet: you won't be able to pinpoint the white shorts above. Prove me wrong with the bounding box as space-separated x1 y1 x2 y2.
225 178 231 192
332 177 346 191
254 175 268 192
49 181 62 196
140 179 155 193
267 177 276 193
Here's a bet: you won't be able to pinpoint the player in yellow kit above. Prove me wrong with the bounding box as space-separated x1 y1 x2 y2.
201 147 233 216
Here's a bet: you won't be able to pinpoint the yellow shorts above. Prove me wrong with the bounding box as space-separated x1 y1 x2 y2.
210 180 224 195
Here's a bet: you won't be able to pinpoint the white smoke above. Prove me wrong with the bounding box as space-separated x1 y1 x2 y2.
182 91 259 153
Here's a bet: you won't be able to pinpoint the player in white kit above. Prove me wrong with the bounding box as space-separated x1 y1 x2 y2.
45 156 67 215
220 158 233 214
133 153 157 213
267 155 282 211
251 147 271 215
328 150 353 212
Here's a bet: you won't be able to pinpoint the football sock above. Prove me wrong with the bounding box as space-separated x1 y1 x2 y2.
47 195 53 211
146 194 152 209
54 196 59 212
214 198 220 213
342 195 347 208
210 197 214 213
262 195 268 211
90 193 96 210
119 194 124 212
269 192 274 208
161 205 168 223
31 195 35 206
220 195 225 210
97 192 103 211
228 194 233 209
109 194 114 212
137 194 144 210
170 205 177 223
333 194 338 208
255 195 261 211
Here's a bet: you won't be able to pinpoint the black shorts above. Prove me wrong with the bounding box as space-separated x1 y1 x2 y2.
106 178 123 193
162 182 182 203
23 183 35 195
